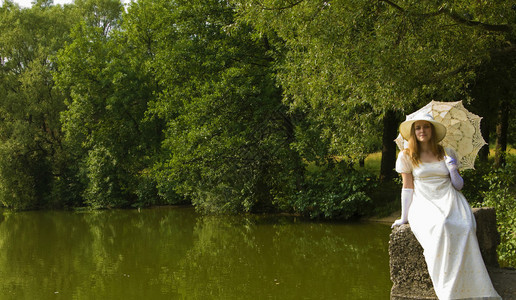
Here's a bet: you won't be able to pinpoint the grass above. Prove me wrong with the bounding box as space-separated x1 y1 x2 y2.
363 152 382 175
489 146 516 156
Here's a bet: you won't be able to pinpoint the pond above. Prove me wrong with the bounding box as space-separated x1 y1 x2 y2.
0 207 392 299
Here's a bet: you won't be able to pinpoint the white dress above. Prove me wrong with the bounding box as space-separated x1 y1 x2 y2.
396 149 501 300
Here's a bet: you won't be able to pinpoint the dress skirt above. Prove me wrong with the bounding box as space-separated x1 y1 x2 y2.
396 152 501 300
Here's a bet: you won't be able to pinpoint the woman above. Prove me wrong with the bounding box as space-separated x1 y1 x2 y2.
392 113 501 300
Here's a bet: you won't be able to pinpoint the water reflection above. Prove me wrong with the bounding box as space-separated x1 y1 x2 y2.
0 208 391 299
174 215 391 299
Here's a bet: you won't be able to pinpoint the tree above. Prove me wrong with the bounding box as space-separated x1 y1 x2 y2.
471 47 516 166
233 0 514 178
0 2 76 209
141 0 301 213
54 0 168 208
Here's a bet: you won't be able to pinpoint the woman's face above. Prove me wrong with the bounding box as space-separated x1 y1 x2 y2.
413 121 432 143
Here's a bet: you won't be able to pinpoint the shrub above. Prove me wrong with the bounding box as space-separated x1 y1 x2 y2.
288 160 375 220
461 160 491 206
478 157 516 268
83 146 127 209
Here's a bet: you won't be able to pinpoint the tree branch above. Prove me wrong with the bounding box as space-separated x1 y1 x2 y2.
379 0 512 32
444 10 512 32
257 0 305 11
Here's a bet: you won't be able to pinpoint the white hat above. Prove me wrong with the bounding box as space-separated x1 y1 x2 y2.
399 113 447 142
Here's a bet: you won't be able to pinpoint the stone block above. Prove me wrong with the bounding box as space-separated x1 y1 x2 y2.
389 207 500 300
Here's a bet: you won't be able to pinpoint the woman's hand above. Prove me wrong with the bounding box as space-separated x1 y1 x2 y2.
391 188 413 228
445 155 458 172
445 156 464 190
391 218 408 228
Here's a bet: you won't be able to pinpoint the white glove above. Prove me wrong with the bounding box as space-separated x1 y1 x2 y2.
445 156 464 190
391 188 413 228
445 155 458 171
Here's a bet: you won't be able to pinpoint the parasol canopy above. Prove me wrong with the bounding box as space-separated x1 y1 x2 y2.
394 100 487 170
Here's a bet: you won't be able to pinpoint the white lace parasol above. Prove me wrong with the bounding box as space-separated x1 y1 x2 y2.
395 100 487 170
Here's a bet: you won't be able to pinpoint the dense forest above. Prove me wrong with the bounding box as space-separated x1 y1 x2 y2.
0 1 514 208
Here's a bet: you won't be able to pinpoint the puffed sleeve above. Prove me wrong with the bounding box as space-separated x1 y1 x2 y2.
395 151 413 174
444 147 462 169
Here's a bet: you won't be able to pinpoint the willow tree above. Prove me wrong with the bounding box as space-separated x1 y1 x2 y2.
233 0 514 179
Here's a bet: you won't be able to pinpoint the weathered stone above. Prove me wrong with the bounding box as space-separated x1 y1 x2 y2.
389 224 436 300
389 207 501 300
473 207 501 268
489 267 516 299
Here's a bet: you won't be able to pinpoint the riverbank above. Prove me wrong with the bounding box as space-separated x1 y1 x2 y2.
362 210 399 224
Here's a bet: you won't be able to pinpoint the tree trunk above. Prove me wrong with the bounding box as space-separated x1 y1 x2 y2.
494 100 509 167
380 109 399 181
478 115 490 162
359 157 365 168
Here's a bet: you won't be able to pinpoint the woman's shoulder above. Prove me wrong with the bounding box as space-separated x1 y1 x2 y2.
397 149 411 159
396 150 413 173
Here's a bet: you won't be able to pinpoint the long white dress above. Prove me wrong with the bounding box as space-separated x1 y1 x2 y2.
396 149 501 300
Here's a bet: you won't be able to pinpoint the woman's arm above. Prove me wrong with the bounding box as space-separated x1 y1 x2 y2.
392 173 414 228
445 156 464 190
401 173 414 189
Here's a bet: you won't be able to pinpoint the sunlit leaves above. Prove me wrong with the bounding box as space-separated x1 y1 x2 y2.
233 0 513 158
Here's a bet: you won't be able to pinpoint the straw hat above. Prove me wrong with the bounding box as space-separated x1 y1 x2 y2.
399 113 447 142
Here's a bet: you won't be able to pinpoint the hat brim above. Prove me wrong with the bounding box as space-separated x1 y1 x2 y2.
399 119 447 143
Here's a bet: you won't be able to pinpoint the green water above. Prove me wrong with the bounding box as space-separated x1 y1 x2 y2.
0 207 392 299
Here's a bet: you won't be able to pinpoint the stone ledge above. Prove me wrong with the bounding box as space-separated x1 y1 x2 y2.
389 207 514 300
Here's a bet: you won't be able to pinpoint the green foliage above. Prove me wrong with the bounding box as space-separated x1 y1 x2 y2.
0 143 38 209
82 146 126 208
134 171 186 208
133 174 160 208
53 0 167 209
143 0 302 214
477 157 516 267
233 0 513 159
461 161 492 206
48 163 85 208
286 160 375 220
0 0 514 220
465 155 516 267
0 3 76 209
